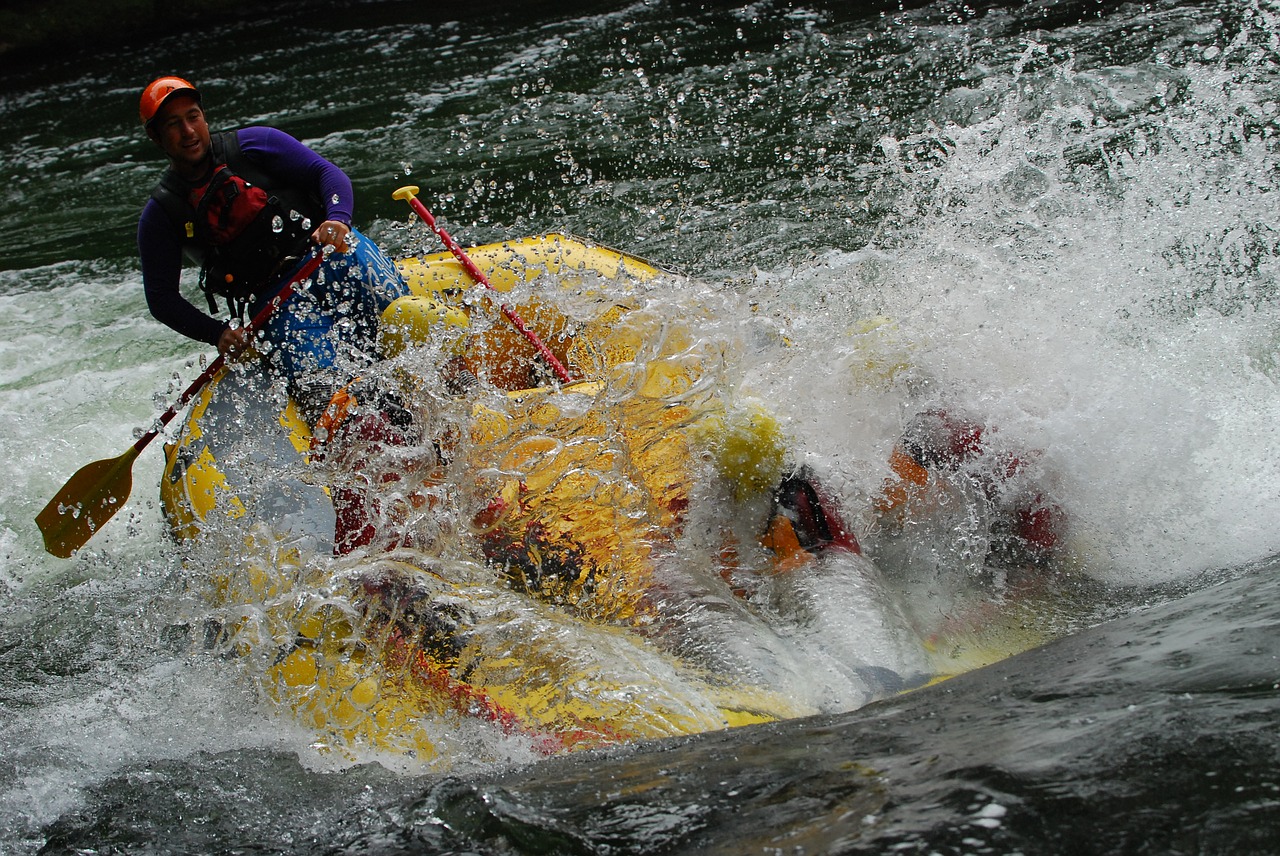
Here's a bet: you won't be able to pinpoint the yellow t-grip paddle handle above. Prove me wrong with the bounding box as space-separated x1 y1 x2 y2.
391 185 419 203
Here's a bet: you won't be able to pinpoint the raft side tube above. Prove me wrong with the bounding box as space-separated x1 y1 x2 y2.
395 233 669 296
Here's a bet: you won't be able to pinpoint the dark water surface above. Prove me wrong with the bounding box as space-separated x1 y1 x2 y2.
2 0 1278 852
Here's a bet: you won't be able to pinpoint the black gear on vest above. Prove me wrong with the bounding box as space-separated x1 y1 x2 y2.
150 130 324 315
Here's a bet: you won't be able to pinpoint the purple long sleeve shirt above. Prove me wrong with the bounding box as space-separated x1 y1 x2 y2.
137 127 355 346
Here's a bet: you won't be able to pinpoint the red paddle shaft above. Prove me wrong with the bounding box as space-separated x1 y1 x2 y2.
132 253 322 454
392 186 572 384
36 252 325 558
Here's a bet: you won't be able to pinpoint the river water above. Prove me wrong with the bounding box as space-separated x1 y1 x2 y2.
2 0 1279 852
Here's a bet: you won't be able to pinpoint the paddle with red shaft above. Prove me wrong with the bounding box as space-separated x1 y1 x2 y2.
391 185 572 384
36 252 324 558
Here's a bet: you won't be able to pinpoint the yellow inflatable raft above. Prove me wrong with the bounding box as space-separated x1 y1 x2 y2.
161 234 816 762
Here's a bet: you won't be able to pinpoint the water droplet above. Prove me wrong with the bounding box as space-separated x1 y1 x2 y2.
330 194 341 206
289 209 301 221
272 216 284 233
301 218 312 231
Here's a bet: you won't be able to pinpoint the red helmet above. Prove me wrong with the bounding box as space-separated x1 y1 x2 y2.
139 76 200 126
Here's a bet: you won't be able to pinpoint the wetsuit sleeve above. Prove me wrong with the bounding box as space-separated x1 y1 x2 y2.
235 126 355 224
138 200 227 347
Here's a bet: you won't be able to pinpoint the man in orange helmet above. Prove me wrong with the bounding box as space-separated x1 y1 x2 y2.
138 76 417 553
137 75 410 424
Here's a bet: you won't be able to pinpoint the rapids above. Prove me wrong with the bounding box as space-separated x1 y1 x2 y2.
1 0 1278 851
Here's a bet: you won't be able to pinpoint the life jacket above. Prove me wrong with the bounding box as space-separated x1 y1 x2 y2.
150 130 324 314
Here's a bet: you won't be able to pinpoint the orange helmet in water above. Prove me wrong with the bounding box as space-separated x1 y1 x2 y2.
139 76 200 127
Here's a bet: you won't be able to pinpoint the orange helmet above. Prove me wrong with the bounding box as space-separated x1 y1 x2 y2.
139 76 200 127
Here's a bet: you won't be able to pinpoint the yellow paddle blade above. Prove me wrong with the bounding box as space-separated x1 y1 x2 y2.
36 447 140 558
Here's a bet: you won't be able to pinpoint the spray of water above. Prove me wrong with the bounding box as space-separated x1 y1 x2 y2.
731 17 1280 589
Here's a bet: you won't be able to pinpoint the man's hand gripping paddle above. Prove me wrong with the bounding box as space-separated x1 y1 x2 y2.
36 252 324 558
392 185 572 384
